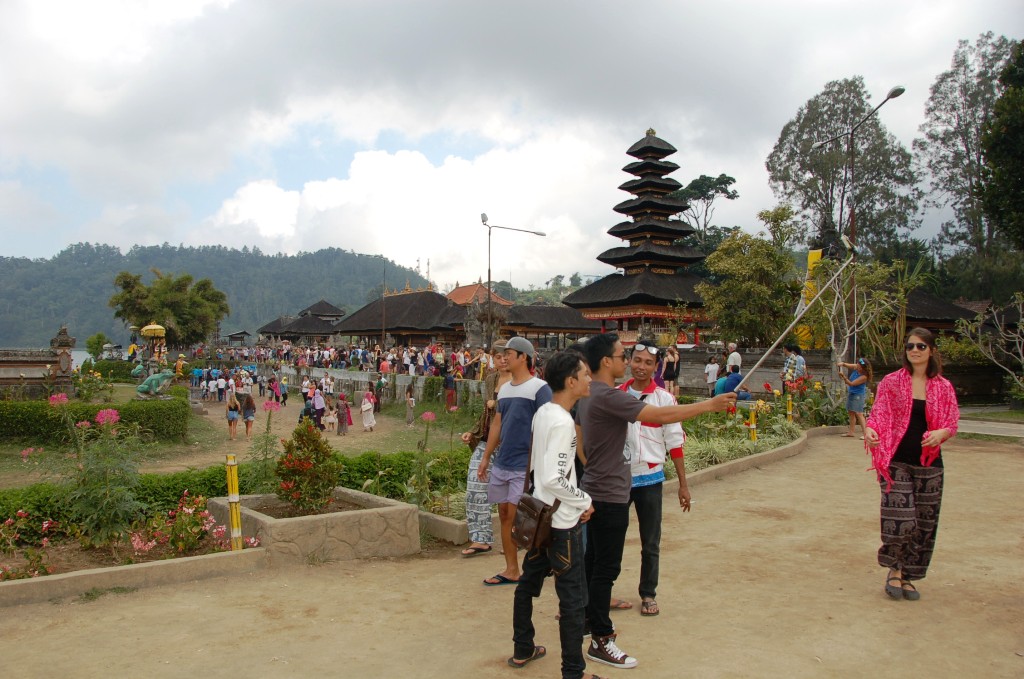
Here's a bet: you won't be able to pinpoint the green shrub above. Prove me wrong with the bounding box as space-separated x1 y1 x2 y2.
422 376 444 403
0 398 190 442
276 420 343 512
166 385 190 400
91 360 137 382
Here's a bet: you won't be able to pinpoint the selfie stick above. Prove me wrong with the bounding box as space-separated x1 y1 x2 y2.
733 236 856 393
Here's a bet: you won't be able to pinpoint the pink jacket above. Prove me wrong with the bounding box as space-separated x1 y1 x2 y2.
865 368 960 489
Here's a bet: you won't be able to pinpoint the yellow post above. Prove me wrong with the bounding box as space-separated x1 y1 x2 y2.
225 454 243 551
749 408 758 442
786 393 793 423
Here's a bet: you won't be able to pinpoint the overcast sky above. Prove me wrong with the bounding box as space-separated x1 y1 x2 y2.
1 0 1020 290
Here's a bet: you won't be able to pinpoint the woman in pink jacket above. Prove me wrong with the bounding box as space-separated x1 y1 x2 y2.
865 328 959 602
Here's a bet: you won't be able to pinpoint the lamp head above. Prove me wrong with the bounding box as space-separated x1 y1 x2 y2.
840 234 854 251
480 213 488 225
811 140 827 150
886 85 906 100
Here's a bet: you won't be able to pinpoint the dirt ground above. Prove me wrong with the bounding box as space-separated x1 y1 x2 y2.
2 435 1022 678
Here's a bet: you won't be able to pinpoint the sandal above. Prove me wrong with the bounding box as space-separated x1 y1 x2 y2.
901 580 920 601
885 571 903 600
507 645 546 668
640 598 660 616
609 598 633 610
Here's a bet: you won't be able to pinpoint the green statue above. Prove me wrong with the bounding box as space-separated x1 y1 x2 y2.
131 363 147 378
136 369 174 395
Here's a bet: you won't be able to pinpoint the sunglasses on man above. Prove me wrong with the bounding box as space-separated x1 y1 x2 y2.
633 344 659 356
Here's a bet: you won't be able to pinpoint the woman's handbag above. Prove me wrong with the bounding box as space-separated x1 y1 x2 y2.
360 400 372 412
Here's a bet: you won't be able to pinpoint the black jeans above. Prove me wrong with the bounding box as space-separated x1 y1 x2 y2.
513 523 587 679
629 483 663 600
584 500 629 638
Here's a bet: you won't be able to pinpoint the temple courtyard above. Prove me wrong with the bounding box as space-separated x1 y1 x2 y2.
1 433 1020 678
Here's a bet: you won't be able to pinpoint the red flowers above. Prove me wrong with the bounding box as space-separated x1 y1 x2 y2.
421 411 437 422
762 382 773 392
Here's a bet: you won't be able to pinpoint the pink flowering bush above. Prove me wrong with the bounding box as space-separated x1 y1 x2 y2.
48 393 68 405
130 491 218 555
94 409 120 426
0 510 56 580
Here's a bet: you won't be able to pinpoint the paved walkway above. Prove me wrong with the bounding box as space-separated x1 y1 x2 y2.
1 435 1021 678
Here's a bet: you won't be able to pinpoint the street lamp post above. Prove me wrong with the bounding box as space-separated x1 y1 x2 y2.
811 84 905 360
480 214 546 348
381 256 386 348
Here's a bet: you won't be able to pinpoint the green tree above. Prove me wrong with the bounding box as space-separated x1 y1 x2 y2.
695 216 801 346
109 269 230 347
766 77 921 256
569 272 582 288
667 174 739 249
914 32 1017 256
85 332 111 360
981 41 1024 250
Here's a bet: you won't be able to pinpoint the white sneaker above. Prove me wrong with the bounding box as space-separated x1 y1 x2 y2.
587 633 638 669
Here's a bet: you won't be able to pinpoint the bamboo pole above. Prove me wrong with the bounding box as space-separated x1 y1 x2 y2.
225 454 243 551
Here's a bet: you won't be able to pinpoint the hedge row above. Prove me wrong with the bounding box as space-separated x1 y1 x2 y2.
86 359 137 381
0 398 191 442
0 445 476 530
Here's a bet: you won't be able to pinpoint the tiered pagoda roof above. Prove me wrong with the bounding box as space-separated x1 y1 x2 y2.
563 129 708 319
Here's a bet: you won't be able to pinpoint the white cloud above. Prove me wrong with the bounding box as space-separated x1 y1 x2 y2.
0 0 1021 287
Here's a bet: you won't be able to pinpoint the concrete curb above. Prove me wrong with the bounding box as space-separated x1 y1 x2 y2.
0 547 268 608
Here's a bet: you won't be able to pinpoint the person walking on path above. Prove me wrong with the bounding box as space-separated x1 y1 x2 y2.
838 357 872 438
360 390 377 431
459 340 510 557
478 337 552 587
508 351 599 679
661 345 680 397
405 385 416 428
865 328 959 602
225 393 241 441
241 394 256 442
704 356 720 396
726 342 742 372
616 343 687 617
577 333 735 670
336 394 351 436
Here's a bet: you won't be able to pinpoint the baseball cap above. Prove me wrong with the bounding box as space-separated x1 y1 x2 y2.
504 336 535 358
492 339 508 351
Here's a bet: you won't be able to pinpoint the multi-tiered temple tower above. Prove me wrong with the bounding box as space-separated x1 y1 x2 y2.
563 129 708 344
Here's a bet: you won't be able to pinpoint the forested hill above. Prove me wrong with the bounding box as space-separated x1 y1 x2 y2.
0 243 429 347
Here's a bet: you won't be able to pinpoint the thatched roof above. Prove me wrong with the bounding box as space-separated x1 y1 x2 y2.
626 131 677 160
905 288 976 323
597 242 706 267
298 299 345 318
506 305 601 331
334 290 459 334
258 316 294 334
563 270 706 309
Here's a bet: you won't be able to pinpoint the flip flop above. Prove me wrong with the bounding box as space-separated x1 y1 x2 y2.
461 545 493 557
840 433 855 437
610 598 633 610
484 574 518 586
640 599 660 616
507 645 546 668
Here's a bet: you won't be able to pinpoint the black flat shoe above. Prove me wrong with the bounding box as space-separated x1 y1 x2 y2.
901 580 920 601
885 571 903 600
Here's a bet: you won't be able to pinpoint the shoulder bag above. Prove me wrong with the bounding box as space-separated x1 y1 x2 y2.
511 446 568 551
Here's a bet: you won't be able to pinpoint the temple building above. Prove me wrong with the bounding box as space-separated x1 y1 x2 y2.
563 129 708 345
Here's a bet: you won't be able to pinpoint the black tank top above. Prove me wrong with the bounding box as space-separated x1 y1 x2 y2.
892 398 942 467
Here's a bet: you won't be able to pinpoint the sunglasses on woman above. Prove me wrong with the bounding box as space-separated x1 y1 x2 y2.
633 344 659 356
905 342 928 351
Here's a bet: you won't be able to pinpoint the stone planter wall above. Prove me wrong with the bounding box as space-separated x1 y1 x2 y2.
209 487 420 565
